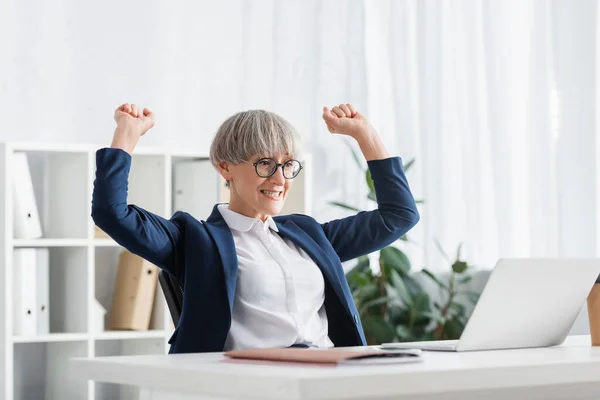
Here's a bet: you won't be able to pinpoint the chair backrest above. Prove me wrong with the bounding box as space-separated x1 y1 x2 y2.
158 270 183 326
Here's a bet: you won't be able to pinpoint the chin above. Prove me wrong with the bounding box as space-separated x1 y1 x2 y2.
261 203 285 216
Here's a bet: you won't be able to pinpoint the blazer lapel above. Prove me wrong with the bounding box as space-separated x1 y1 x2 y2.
204 205 238 313
276 220 351 315
203 207 353 317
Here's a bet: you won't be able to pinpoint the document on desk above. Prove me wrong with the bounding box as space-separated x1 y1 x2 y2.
224 347 423 366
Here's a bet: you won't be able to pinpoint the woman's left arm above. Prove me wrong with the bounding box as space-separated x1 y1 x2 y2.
320 104 420 262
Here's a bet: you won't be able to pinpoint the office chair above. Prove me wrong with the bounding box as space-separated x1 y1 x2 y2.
158 270 183 326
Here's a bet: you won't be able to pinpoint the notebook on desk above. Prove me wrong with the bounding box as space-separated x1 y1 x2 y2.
224 347 423 366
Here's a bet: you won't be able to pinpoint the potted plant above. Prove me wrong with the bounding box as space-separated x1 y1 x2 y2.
331 147 481 344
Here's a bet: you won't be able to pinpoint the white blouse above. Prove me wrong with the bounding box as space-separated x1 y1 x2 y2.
218 204 334 351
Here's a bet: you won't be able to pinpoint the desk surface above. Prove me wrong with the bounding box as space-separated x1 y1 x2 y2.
71 335 600 400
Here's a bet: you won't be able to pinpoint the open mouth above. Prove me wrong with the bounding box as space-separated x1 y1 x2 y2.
260 189 282 200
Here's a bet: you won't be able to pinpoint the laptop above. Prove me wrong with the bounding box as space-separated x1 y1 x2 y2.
381 258 600 352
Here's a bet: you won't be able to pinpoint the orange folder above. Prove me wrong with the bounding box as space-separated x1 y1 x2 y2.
224 347 422 366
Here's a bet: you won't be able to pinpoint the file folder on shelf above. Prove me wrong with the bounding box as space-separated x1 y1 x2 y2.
36 249 50 335
13 248 50 336
13 249 38 336
108 250 158 331
12 152 43 239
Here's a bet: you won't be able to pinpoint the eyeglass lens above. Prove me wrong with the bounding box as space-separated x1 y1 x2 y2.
255 159 301 178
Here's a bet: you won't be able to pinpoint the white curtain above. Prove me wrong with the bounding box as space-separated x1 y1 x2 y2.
363 0 598 272
1 0 597 272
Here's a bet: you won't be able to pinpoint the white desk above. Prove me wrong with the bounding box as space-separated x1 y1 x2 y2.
71 335 600 400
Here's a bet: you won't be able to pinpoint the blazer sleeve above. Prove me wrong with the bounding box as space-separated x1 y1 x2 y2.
91 147 184 279
321 156 419 263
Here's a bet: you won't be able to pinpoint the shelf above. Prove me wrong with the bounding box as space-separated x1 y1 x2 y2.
13 150 90 239
13 331 168 343
10 142 96 153
14 341 89 400
12 247 89 337
13 333 88 343
93 239 120 247
9 142 209 157
95 247 167 332
13 238 89 247
93 330 167 341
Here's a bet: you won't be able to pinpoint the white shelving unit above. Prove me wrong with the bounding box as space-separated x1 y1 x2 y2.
0 142 312 400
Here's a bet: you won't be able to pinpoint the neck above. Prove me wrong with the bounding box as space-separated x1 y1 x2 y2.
227 195 269 222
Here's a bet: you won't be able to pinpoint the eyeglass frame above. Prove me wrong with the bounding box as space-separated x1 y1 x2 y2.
247 157 303 179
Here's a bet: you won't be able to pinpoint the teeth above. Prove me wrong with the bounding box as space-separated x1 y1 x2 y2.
262 190 281 198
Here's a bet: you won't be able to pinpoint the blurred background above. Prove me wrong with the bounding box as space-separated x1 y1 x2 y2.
0 0 599 397
3 0 598 271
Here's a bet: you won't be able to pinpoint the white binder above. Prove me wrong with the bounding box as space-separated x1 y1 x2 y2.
36 249 50 335
13 249 38 336
173 160 218 221
12 152 43 239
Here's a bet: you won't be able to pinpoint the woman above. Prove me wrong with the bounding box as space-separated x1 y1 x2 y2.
92 103 420 354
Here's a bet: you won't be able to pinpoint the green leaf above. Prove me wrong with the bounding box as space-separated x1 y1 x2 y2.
403 275 423 297
396 325 412 341
353 255 370 272
346 257 370 275
461 291 480 304
455 243 463 261
403 158 415 172
390 270 412 306
345 256 371 284
387 304 410 324
415 199 425 204
413 292 431 313
449 301 466 315
399 234 408 241
348 272 370 288
421 268 449 290
359 296 391 314
363 316 396 344
367 191 377 202
412 315 432 330
452 260 468 274
366 169 375 199
433 238 450 262
328 201 360 212
380 246 411 275
458 275 472 284
422 311 446 324
355 283 378 300
444 316 466 340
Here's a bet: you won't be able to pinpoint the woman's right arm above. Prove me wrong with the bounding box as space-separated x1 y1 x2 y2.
92 104 184 279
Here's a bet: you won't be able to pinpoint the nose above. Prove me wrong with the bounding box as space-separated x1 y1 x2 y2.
268 165 286 186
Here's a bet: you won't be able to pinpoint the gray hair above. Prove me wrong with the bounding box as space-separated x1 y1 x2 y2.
209 110 302 168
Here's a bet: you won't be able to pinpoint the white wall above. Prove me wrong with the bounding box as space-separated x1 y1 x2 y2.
0 0 379 224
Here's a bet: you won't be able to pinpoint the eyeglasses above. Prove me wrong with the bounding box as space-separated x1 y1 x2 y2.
250 158 303 179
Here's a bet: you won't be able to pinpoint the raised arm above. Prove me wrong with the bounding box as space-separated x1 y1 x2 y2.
320 104 420 262
91 104 185 279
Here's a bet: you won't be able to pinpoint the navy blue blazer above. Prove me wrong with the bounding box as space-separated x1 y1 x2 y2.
91 148 419 353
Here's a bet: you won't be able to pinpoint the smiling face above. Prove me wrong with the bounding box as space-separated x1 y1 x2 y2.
209 109 302 222
218 154 296 221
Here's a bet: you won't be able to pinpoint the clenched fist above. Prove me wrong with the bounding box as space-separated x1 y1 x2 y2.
114 103 155 136
322 103 375 141
110 103 155 154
